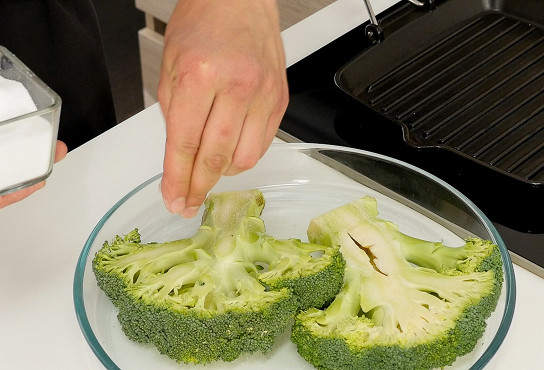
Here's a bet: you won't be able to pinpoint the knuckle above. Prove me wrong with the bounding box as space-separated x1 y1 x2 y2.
231 152 259 172
189 59 215 81
224 62 263 96
166 137 200 157
215 125 234 140
226 76 259 97
167 56 217 90
203 153 231 173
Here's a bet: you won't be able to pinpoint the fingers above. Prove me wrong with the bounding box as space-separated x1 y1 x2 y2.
55 140 68 162
185 76 288 217
160 61 288 219
226 55 289 177
183 93 247 214
224 80 288 177
223 112 267 177
0 181 45 210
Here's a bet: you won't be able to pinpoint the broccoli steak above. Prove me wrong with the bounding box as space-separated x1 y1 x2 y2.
292 196 503 370
93 189 344 364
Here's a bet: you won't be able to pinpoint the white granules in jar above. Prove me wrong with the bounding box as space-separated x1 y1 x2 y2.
0 75 54 192
0 75 37 121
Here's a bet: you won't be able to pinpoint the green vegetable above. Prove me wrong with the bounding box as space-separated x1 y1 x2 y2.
92 189 344 364
291 195 503 370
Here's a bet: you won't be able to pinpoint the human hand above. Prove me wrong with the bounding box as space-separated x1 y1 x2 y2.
0 140 68 209
158 0 289 218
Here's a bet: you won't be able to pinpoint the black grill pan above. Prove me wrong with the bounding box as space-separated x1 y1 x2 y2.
336 0 544 186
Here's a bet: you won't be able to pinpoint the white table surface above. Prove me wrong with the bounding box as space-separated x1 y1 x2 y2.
1 0 544 369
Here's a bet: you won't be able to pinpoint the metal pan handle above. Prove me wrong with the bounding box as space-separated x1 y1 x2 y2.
362 0 436 44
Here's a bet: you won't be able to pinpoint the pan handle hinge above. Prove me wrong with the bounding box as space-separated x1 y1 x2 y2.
362 0 436 44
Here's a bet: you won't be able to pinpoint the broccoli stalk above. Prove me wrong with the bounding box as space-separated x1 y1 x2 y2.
93 189 344 364
292 196 503 370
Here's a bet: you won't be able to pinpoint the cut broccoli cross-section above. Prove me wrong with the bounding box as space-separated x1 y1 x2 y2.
292 195 503 370
93 189 345 364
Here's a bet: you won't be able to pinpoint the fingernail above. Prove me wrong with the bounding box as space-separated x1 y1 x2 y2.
181 206 200 218
168 197 186 214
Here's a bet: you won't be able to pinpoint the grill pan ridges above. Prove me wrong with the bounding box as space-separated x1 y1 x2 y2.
336 1 544 185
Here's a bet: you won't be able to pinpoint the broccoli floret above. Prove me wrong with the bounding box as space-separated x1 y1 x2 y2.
92 189 344 364
291 196 503 370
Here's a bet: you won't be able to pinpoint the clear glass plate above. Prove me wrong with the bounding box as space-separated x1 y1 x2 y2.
74 143 515 370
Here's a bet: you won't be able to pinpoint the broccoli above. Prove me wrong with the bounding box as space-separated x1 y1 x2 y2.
291 195 503 370
92 189 345 364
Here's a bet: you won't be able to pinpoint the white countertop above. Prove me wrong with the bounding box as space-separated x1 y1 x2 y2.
1 1 543 369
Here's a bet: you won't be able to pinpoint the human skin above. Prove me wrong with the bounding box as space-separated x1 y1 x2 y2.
158 0 289 218
0 140 67 209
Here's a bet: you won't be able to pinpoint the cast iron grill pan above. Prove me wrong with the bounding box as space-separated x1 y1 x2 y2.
336 0 544 186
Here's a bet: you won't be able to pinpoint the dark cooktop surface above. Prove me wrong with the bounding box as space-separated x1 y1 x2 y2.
279 1 544 273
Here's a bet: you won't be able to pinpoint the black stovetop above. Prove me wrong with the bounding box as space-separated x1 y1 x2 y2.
279 17 544 274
